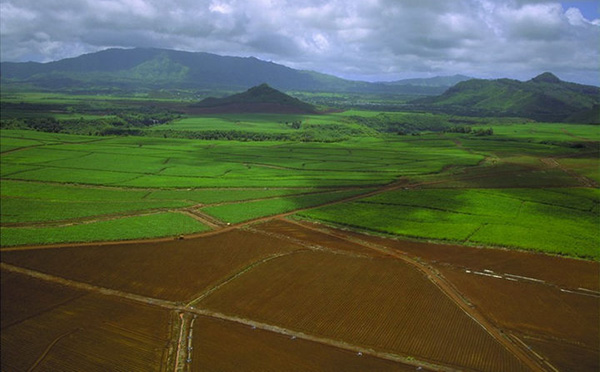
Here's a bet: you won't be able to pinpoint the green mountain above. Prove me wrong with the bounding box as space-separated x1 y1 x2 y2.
191 83 317 114
414 73 600 122
0 48 445 95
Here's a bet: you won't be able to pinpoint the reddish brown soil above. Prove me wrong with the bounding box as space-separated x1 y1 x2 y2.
199 249 529 372
0 229 304 302
1 278 170 372
285 220 599 372
1 269 85 330
524 336 599 372
439 266 599 348
264 222 600 370
3 218 597 371
335 225 600 291
253 219 385 257
192 316 421 372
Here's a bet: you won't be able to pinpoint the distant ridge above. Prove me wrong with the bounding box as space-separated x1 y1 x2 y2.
414 72 600 122
0 48 450 95
190 84 317 114
384 74 472 87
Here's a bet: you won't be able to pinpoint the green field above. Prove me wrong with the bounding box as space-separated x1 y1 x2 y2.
202 189 372 224
297 188 599 260
0 212 209 246
1 98 598 259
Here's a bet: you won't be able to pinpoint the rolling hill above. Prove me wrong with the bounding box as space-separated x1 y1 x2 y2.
0 48 450 95
414 72 600 122
189 83 317 114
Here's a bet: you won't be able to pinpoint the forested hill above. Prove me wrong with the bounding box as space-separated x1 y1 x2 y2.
191 84 317 114
1 48 452 95
414 72 600 123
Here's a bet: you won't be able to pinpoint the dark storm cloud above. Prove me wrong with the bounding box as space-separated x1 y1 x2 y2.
1 0 598 84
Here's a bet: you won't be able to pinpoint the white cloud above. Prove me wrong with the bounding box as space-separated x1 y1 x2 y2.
0 0 598 85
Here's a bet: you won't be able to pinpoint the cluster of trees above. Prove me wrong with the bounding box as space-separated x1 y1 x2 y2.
473 128 494 136
285 120 302 129
444 126 493 135
1 106 178 135
148 124 363 142
444 126 473 133
151 129 296 141
348 112 451 134
113 106 178 126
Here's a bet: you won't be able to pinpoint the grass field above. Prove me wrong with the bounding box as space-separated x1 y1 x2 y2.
201 189 372 223
1 108 598 258
298 188 599 260
0 128 486 247
0 212 210 246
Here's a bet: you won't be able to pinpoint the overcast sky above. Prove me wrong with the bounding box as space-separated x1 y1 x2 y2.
1 0 598 85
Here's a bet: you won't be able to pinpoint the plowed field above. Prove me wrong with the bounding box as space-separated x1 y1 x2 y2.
296 220 600 372
1 271 170 372
2 219 598 371
0 229 303 301
198 249 528 371
191 316 422 371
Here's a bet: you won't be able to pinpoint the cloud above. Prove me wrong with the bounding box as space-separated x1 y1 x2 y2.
0 0 598 85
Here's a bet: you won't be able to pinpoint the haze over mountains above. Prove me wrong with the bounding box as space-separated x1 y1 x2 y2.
0 48 467 95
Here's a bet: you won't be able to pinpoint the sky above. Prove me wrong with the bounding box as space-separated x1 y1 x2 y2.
1 0 599 85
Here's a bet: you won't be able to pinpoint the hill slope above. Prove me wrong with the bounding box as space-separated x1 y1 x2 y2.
385 74 471 87
190 83 317 114
0 48 445 95
415 73 600 122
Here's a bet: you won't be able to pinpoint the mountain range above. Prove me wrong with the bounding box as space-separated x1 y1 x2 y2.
414 72 600 123
0 48 463 95
1 48 598 123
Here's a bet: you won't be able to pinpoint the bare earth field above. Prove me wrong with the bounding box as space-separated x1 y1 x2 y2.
1 270 171 371
2 217 597 371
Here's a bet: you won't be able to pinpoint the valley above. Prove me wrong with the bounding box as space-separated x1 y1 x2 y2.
1 65 599 371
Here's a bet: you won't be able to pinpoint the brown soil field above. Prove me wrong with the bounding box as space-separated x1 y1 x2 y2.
1 275 170 372
335 225 600 291
253 219 384 257
191 316 422 372
198 249 529 371
3 217 597 371
439 266 599 370
0 229 304 302
1 269 85 330
287 220 599 371
523 336 599 372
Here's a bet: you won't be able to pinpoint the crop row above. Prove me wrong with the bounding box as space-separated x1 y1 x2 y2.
199 250 528 371
1 130 483 189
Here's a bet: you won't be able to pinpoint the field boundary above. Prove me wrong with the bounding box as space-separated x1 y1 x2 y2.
0 260 453 371
279 218 547 371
